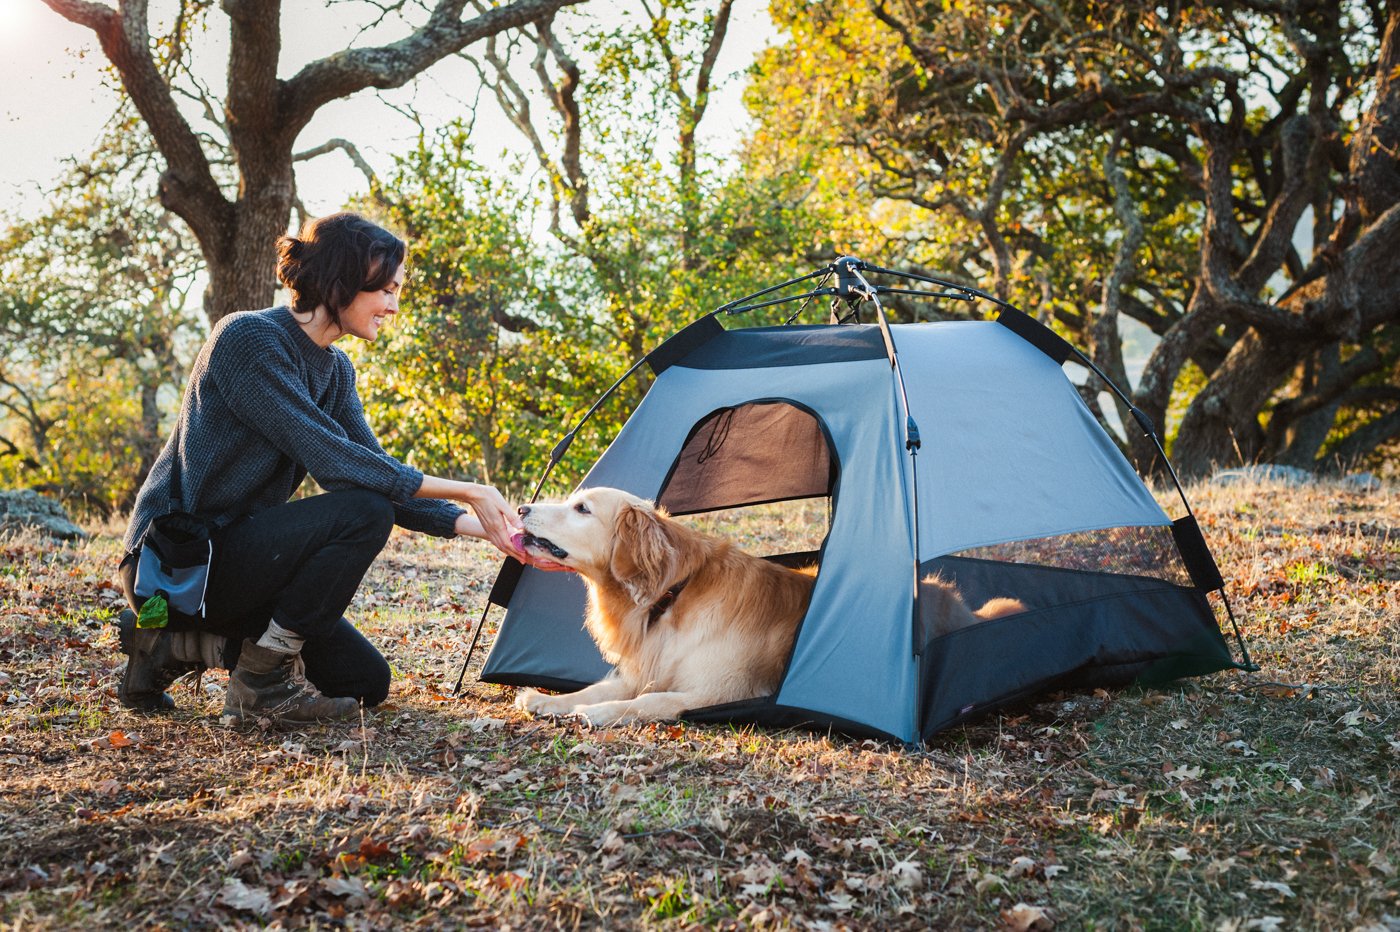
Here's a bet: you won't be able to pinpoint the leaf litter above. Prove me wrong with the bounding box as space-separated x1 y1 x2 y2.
0 478 1395 928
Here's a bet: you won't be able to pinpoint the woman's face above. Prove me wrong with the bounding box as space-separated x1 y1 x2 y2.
338 262 405 342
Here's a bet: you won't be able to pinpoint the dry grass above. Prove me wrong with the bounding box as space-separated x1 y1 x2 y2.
0 478 1396 930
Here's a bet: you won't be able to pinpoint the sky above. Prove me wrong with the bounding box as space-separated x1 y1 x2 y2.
0 0 775 220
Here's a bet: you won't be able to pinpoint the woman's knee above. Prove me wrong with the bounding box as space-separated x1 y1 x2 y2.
359 652 392 707
302 618 392 706
326 489 395 542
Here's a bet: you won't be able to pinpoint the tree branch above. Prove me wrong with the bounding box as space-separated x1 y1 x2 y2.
293 138 379 190
280 0 586 134
39 0 230 249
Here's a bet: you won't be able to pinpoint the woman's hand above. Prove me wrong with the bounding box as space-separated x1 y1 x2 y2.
417 475 525 559
451 509 567 570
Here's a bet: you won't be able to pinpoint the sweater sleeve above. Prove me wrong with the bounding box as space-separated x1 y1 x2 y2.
208 319 423 503
331 352 467 539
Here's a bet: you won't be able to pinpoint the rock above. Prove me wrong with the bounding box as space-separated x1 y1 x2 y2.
0 490 86 541
1210 464 1385 491
1210 464 1315 487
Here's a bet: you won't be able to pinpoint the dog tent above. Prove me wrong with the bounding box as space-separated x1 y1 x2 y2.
466 259 1252 743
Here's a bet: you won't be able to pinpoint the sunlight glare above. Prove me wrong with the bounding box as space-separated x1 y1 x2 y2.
0 2 35 39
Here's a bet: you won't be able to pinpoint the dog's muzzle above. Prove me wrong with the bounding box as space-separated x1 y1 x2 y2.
521 533 568 560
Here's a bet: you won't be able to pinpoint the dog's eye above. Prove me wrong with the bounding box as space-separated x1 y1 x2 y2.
574 502 591 515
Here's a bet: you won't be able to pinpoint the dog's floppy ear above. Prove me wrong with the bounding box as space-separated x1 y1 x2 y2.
609 502 677 607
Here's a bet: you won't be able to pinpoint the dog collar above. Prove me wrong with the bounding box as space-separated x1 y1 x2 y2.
647 578 689 629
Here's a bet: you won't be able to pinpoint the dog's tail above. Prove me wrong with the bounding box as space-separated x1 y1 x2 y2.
975 597 1027 619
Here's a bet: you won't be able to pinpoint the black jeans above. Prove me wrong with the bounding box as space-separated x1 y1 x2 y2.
121 489 396 705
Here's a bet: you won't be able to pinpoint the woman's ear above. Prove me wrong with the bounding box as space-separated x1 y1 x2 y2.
609 502 677 607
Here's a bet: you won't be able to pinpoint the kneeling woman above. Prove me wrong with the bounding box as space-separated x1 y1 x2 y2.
117 212 527 725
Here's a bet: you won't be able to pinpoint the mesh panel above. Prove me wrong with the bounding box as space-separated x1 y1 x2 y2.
919 526 1196 647
951 526 1192 587
658 402 836 516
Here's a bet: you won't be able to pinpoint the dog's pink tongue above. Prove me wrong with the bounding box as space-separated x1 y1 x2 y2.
510 532 567 571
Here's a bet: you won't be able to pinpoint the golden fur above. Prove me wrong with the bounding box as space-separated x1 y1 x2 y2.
513 487 1028 726
921 573 1027 638
513 488 815 726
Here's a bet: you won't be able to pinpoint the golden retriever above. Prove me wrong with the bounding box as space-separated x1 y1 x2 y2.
513 487 815 726
512 488 1028 727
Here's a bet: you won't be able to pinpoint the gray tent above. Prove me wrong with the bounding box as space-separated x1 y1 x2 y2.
470 262 1250 743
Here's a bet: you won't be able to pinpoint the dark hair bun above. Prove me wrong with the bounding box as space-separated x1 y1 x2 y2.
275 214 405 323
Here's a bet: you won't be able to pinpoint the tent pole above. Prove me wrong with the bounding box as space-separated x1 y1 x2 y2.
716 267 835 314
844 262 926 663
453 602 495 696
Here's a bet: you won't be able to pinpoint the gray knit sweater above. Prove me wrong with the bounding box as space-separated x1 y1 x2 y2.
123 306 463 552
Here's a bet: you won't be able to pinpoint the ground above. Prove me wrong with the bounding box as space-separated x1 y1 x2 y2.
0 478 1395 930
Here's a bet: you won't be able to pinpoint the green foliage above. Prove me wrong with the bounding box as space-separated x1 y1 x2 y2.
0 121 203 515
743 1 1399 475
349 128 622 495
349 3 838 494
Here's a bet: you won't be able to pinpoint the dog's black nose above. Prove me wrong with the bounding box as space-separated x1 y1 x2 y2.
517 505 530 517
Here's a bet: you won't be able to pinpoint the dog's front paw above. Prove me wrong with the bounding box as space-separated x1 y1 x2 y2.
515 688 573 717
571 703 625 727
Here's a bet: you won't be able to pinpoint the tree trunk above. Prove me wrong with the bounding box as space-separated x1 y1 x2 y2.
1171 329 1310 478
200 189 294 323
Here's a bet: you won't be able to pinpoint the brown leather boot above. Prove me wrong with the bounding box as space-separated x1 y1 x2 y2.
221 639 360 726
115 609 201 712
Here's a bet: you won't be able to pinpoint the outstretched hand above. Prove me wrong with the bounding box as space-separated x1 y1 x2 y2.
450 485 568 571
457 483 526 560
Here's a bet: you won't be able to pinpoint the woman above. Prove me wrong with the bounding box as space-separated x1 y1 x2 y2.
117 212 534 725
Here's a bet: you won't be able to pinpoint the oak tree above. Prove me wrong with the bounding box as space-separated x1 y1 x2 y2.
748 0 1400 478
40 0 587 324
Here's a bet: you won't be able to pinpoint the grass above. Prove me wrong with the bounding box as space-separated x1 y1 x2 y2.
0 477 1396 929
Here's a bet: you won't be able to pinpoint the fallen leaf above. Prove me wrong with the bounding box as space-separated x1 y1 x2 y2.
321 875 368 899
890 859 923 890
1243 918 1285 931
1002 902 1054 931
782 847 811 864
91 730 137 751
1249 880 1295 899
1009 856 1037 877
359 837 392 860
217 877 271 917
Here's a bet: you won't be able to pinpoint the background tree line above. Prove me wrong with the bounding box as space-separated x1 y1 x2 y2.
2 0 1395 518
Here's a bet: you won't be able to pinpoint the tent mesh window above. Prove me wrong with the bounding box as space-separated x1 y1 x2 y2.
953 526 1193 586
658 401 836 566
658 402 837 517
919 525 1197 645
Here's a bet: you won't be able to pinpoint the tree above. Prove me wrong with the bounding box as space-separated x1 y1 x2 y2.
0 121 204 513
472 0 826 365
39 0 587 325
746 0 1400 478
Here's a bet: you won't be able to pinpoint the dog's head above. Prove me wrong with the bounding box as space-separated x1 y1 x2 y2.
517 487 681 606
